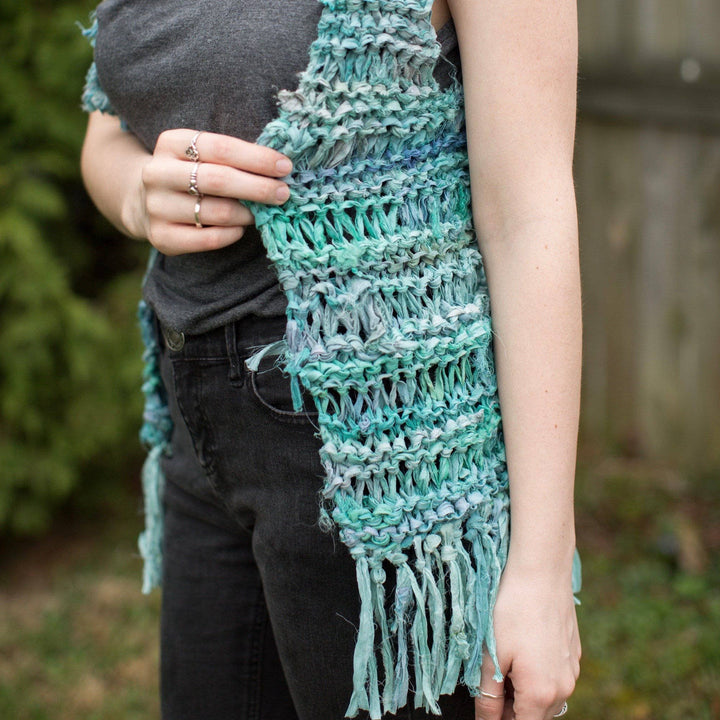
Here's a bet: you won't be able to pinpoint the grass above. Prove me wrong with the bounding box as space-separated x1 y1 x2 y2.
0 458 718 719
0 487 160 720
572 455 720 719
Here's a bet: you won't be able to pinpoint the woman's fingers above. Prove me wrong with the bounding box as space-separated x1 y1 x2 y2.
509 666 575 720
143 156 290 206
474 651 508 720
192 160 291 204
139 128 293 255
475 690 505 720
146 189 256 228
155 128 293 178
147 222 247 256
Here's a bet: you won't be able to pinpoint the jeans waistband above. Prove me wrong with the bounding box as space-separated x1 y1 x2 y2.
158 314 288 362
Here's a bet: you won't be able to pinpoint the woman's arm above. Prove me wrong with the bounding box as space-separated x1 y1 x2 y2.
81 111 153 239
446 1 582 718
80 111 293 254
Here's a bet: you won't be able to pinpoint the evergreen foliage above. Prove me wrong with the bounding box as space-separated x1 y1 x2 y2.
0 0 146 534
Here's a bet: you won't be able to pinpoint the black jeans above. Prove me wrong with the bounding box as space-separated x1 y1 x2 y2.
157 314 475 720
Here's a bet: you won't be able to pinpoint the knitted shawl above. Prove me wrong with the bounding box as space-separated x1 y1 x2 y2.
138 0 511 716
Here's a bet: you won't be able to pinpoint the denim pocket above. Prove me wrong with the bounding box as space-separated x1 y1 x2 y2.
169 357 227 482
248 356 319 425
167 355 261 528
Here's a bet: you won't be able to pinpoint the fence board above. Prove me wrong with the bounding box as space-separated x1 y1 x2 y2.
575 0 720 471
574 121 720 470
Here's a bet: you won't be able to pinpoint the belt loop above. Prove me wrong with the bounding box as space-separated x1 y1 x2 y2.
225 322 244 385
154 314 164 352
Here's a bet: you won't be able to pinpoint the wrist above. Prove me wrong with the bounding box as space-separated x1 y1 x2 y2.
505 531 577 585
119 159 151 240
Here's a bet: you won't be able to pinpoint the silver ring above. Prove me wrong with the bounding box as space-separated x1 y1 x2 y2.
188 161 201 196
194 198 203 229
553 701 568 717
479 690 505 700
185 131 202 161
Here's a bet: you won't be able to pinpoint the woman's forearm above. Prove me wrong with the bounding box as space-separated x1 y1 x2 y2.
482 206 582 580
449 0 581 581
81 111 151 239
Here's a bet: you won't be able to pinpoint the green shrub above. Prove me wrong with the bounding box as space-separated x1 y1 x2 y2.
0 0 146 533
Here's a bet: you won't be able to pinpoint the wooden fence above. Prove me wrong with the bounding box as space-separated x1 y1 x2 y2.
575 0 720 471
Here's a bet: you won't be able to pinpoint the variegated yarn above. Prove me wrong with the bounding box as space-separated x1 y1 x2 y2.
139 0 512 717
245 0 510 716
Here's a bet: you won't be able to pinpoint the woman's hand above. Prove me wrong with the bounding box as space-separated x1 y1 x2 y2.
475 563 581 720
80 113 293 255
138 129 292 255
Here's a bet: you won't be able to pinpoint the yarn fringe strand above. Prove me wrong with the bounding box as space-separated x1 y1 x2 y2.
345 520 506 719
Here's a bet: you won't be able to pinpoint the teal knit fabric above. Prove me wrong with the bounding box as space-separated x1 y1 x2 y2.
136 0 513 717
243 0 510 716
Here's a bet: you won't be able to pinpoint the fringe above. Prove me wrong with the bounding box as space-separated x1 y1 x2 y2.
344 518 508 719
77 11 118 117
138 445 165 594
136 298 172 594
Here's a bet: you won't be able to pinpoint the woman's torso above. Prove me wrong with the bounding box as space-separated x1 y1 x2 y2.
93 0 463 334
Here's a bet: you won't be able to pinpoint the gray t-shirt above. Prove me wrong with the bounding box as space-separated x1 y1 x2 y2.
91 0 462 334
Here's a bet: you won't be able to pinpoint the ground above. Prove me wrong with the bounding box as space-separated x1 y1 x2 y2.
1 457 718 719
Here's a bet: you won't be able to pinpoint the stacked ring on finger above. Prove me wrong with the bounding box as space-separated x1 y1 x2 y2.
479 690 505 700
187 160 203 228
193 197 203 229
185 130 202 162
188 161 201 197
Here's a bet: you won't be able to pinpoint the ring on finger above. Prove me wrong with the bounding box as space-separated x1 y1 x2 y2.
553 701 568 717
185 131 202 162
479 690 505 700
193 197 203 229
188 161 201 196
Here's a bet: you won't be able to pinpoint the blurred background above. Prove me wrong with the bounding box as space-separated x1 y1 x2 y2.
0 1 718 718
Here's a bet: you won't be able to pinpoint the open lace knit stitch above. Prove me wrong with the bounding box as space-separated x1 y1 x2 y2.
138 0 512 716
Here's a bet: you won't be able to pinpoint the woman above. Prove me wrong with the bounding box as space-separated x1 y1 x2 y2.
80 1 582 719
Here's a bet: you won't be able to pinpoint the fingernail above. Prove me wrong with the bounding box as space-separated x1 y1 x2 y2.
275 158 292 174
275 185 290 203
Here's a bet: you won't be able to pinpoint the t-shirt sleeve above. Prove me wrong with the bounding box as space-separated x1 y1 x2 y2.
79 11 117 116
